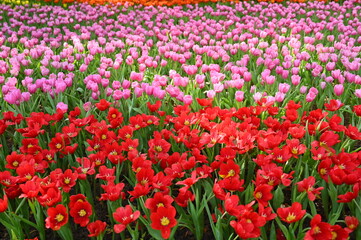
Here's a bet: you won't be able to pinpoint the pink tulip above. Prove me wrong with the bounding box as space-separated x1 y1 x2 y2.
320 82 326 89
275 92 285 102
334 84 344 96
153 87 166 99
291 75 301 85
83 102 91 111
56 102 68 111
300 86 308 94
206 90 216 99
253 92 263 102
306 91 317 102
183 95 193 105
243 72 252 82
355 89 361 98
278 83 290 93
112 81 121 90
235 91 244 102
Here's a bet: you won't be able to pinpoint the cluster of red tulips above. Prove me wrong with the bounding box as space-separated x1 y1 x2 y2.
0 97 360 239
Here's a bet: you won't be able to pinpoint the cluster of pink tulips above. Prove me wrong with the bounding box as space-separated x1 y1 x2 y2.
0 0 360 110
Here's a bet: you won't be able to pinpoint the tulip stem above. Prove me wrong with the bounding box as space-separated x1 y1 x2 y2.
352 199 361 213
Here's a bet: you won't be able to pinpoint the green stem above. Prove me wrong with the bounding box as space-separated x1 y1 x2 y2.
28 200 46 240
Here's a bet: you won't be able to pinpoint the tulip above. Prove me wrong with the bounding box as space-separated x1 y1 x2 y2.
83 102 91 111
355 89 361 98
235 91 244 102
320 82 326 89
291 75 301 85
206 90 216 99
253 92 262 102
183 95 193 105
334 84 344 96
275 92 285 102
0 195 8 212
56 102 68 111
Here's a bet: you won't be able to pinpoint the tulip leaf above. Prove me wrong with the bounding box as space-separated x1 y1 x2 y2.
273 186 284 209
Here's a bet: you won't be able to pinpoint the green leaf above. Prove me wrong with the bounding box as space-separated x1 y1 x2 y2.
204 203 223 240
138 216 163 240
272 186 284 209
0 217 16 236
269 222 276 240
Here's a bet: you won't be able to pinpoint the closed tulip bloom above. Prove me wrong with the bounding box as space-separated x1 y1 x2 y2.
334 84 344 96
183 95 193 105
243 72 252 82
275 92 285 102
306 91 317 102
355 89 361 98
206 90 216 99
320 82 326 89
0 194 8 212
278 83 290 93
235 91 244 102
291 75 301 85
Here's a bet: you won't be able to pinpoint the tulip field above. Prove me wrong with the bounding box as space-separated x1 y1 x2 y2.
0 0 360 239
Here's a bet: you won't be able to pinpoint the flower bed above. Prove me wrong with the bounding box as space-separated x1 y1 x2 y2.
0 0 360 239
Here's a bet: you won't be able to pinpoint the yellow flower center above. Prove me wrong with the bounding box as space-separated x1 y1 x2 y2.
320 168 327 175
338 164 345 170
160 217 170 226
227 169 235 177
125 134 131 139
157 203 164 208
78 209 86 217
28 144 34 148
101 134 107 140
246 219 252 223
255 192 262 199
55 214 64 222
13 161 19 167
184 120 190 125
56 143 62 149
112 114 117 118
155 146 163 152
286 213 296 222
64 178 71 184
2 180 10 186
331 232 337 240
313 226 321 234
291 148 298 154
349 224 355 230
